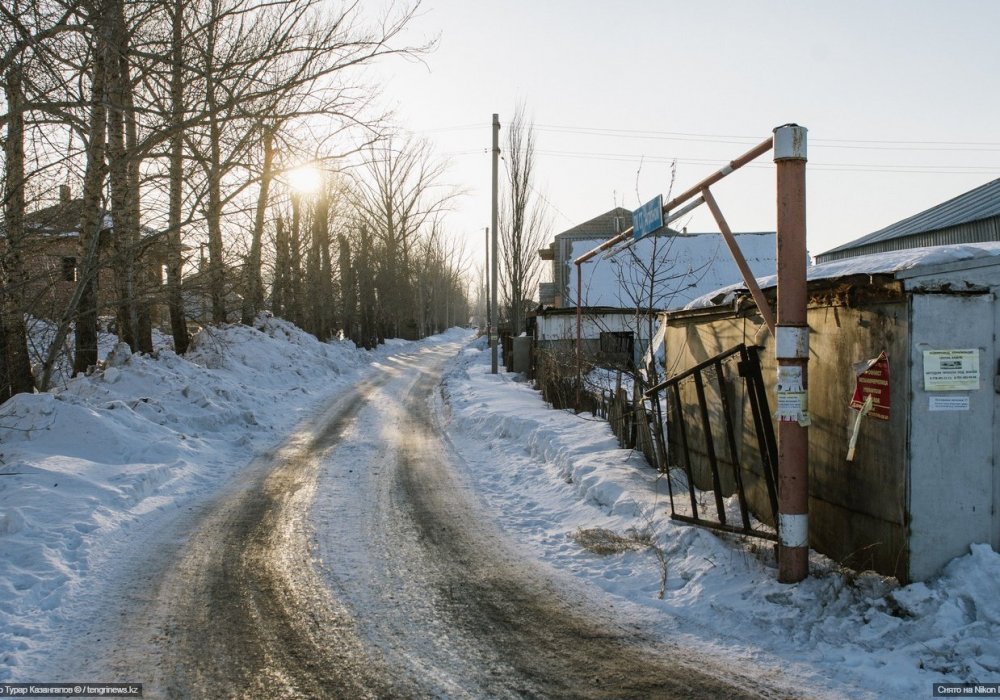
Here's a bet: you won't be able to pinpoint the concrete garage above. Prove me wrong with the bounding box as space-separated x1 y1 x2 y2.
662 243 1000 582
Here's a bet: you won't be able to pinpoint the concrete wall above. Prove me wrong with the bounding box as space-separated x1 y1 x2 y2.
664 279 911 580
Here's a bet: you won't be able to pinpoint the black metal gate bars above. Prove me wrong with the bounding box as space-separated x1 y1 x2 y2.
645 344 779 541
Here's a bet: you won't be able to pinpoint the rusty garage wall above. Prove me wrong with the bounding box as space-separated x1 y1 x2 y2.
663 276 911 580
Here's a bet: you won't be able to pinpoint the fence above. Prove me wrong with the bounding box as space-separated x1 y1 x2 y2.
534 347 666 473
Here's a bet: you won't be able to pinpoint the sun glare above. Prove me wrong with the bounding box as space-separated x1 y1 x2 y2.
286 165 323 195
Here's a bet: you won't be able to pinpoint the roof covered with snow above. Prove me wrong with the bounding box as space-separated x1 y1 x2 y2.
684 241 1000 310
570 231 776 311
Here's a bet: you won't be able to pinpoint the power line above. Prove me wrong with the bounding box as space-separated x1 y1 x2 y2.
438 145 998 175
408 120 1000 151
497 144 574 225
530 148 999 175
533 122 1000 149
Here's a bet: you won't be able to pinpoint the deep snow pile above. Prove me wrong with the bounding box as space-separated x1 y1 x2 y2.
0 316 394 679
440 337 1000 698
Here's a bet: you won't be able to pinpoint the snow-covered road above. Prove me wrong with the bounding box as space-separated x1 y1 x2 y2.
44 337 772 697
2 321 996 698
309 340 772 697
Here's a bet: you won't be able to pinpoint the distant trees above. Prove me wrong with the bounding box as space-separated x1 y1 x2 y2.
263 137 469 347
0 0 467 400
347 137 463 341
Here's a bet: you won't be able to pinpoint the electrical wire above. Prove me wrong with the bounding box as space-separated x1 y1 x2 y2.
532 123 1000 150
426 123 1000 175
411 120 1000 150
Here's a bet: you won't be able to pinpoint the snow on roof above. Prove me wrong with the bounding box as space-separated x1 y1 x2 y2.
684 241 1000 310
570 231 776 311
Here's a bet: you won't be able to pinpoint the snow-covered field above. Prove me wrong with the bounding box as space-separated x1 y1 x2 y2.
1 320 997 697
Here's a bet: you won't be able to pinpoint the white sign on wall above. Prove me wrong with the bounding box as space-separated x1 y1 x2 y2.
923 349 980 391
929 395 971 411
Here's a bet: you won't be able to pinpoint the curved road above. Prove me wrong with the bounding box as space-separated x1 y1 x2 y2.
62 340 777 698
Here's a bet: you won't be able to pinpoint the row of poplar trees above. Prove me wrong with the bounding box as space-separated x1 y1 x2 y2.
1 0 471 402
271 137 470 349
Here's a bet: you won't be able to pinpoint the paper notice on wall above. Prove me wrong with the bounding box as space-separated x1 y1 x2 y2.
923 349 980 391
777 366 803 392
929 395 970 411
776 366 810 425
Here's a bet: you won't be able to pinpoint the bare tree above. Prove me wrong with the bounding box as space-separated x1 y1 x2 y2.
177 0 432 325
350 137 458 340
240 122 274 325
72 0 112 375
499 104 548 336
2 59 37 398
3 0 435 393
164 0 189 353
1 0 87 394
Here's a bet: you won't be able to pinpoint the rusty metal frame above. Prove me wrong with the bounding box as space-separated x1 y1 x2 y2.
572 137 777 377
646 344 779 542
572 126 810 581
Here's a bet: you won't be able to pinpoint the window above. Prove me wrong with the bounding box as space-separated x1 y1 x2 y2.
61 257 77 282
599 331 634 359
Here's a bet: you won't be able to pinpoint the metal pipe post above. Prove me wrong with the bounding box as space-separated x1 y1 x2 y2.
491 114 499 374
773 124 809 583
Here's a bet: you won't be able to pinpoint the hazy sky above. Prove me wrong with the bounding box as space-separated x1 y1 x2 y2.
369 0 1000 261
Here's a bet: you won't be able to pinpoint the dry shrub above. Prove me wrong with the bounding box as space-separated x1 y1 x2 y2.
572 526 669 598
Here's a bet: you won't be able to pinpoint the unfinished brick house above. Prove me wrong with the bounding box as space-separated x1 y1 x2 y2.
15 185 170 326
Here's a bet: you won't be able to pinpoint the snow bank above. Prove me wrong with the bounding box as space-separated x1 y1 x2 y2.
441 338 1000 697
0 316 404 679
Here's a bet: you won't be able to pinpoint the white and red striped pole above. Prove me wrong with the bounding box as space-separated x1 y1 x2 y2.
774 124 810 583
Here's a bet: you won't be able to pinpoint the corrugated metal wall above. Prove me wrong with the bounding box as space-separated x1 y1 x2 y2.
816 215 1000 263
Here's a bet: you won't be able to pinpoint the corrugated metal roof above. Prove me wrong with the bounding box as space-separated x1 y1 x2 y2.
685 241 1000 311
819 177 1000 257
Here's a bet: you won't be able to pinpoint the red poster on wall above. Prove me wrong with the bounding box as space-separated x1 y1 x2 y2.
850 351 890 420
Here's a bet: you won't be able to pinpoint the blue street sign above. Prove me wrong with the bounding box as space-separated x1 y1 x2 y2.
633 194 664 241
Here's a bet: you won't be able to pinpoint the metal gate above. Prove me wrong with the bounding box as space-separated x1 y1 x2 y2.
645 344 779 541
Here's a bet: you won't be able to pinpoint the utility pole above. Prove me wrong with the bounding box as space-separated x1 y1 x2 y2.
773 124 809 583
491 113 499 374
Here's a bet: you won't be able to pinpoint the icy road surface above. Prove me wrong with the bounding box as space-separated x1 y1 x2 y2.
45 340 782 697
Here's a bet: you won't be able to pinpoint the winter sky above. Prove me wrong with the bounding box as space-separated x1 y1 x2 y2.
367 0 1000 261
